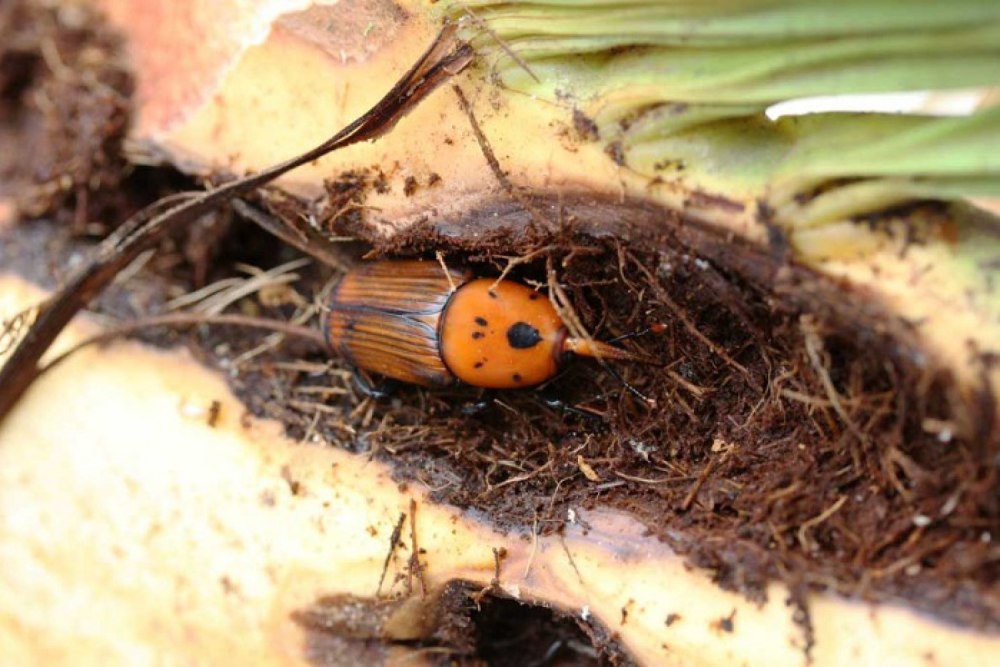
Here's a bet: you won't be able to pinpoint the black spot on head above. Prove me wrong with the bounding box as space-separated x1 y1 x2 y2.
507 322 542 349
512 373 522 383
488 290 498 299
475 316 488 327
528 293 539 301
472 331 485 340
474 361 484 369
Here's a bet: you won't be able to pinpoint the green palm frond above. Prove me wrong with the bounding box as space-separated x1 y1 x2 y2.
440 0 1000 226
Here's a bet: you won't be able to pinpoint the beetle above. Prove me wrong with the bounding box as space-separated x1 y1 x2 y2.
323 259 653 391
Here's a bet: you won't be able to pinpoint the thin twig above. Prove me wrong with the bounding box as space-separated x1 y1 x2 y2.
435 251 458 293
41 312 325 374
800 315 867 444
453 84 553 232
632 257 751 379
231 199 353 271
489 245 556 292
408 498 428 597
453 84 516 195
377 511 407 598
460 4 539 83
797 496 848 553
681 457 718 512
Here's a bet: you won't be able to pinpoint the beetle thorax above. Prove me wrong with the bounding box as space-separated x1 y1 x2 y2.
439 278 565 388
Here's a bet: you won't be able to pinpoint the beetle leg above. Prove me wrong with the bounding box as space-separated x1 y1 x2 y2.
460 389 496 415
536 393 609 424
352 368 395 399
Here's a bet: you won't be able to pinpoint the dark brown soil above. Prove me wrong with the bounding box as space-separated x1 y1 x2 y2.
0 1 126 225
0 0 189 235
2 2 998 665
331 202 999 636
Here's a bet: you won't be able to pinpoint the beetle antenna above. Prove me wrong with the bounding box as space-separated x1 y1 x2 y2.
605 365 656 407
562 336 659 406
607 322 667 345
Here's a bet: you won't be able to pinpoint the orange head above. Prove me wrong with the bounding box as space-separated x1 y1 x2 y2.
439 278 652 389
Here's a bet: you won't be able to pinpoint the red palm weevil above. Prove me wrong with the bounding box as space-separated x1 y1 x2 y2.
323 259 651 389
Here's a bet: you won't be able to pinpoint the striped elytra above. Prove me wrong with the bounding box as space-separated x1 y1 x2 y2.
323 260 470 387
323 260 653 389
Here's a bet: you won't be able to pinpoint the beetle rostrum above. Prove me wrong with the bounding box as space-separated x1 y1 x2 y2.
323 259 650 389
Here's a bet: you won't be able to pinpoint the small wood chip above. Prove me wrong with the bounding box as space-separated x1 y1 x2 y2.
577 455 600 482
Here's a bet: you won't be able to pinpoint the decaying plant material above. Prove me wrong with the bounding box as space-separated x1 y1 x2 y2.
0 20 473 419
1 1 999 665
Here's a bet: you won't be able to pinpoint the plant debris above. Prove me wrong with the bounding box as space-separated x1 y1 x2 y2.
0 0 133 231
